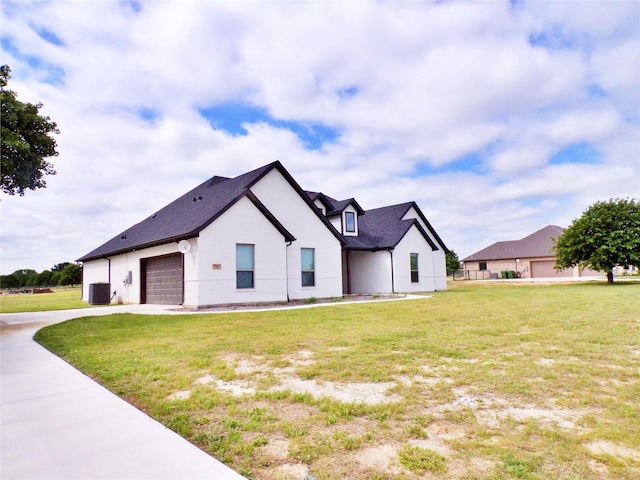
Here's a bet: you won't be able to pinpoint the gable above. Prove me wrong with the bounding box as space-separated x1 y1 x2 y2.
248 169 344 247
401 204 449 252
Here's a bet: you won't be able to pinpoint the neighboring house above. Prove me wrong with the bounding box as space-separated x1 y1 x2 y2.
78 161 449 306
462 225 602 279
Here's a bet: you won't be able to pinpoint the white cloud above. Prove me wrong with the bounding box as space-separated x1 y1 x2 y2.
0 0 638 274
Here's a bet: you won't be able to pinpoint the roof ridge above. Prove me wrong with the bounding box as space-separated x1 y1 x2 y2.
364 201 413 213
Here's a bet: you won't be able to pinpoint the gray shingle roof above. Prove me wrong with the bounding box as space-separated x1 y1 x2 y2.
306 192 365 216
462 225 564 262
306 191 448 252
345 202 444 252
78 162 338 262
78 162 448 263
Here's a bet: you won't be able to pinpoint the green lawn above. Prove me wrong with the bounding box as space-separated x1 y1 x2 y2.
35 282 640 479
0 287 91 313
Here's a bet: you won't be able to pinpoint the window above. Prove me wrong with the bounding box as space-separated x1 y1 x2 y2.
236 244 254 289
345 211 356 233
301 248 315 287
410 253 419 283
479 261 487 271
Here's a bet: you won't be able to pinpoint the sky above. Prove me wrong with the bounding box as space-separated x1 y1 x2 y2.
1 0 639 275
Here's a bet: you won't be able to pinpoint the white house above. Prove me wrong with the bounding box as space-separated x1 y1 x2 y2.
78 162 449 307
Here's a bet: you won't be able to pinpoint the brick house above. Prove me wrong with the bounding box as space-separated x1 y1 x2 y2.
462 225 602 279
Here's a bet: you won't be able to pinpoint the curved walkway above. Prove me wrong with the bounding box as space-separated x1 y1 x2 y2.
1 305 245 480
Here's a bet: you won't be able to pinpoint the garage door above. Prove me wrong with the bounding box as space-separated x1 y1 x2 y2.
142 254 183 304
530 260 573 278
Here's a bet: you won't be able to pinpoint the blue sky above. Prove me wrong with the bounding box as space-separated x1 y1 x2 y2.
1 0 638 274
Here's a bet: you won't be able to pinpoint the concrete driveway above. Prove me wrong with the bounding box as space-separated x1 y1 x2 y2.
1 305 245 480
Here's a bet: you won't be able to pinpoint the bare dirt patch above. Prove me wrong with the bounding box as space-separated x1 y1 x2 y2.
166 353 610 479
258 437 290 461
168 351 402 405
351 444 401 475
271 377 400 404
477 406 587 430
264 462 308 480
586 441 640 462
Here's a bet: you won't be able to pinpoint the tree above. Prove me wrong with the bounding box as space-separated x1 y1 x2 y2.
50 272 62 286
1 65 59 196
0 274 20 289
59 263 82 286
446 250 461 272
35 270 53 286
52 262 70 272
554 198 640 284
11 269 37 287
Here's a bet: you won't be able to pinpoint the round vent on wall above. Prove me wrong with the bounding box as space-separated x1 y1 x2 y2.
178 240 191 254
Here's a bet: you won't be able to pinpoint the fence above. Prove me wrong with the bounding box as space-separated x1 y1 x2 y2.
460 270 493 280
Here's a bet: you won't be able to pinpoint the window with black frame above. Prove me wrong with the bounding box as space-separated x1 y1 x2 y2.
345 211 356 233
301 248 315 287
236 244 254 288
410 253 419 283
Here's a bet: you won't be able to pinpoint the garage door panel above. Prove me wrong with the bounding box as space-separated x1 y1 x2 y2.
143 254 183 304
530 260 572 278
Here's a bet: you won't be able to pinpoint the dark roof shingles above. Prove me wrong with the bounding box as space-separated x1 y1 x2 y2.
463 225 564 261
78 163 276 261
345 202 439 251
80 163 447 261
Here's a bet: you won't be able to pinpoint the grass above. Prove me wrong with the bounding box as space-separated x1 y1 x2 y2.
399 445 447 473
0 287 92 313
34 281 640 479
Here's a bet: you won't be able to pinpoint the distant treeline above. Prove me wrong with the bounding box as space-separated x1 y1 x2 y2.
0 263 82 289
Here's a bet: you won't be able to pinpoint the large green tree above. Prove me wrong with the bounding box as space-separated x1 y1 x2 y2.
59 263 82 286
554 198 640 284
1 65 59 196
10 269 37 287
0 274 20 289
35 270 53 286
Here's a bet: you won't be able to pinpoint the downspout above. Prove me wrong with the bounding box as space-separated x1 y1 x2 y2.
79 262 84 300
107 257 112 303
346 250 351 295
285 240 293 302
388 249 395 294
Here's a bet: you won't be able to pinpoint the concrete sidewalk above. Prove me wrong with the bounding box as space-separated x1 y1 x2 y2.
1 305 245 480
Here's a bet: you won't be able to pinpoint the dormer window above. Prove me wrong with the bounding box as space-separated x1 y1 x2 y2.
345 212 356 233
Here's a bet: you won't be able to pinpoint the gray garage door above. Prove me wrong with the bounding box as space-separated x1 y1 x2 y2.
142 254 183 304
530 260 573 278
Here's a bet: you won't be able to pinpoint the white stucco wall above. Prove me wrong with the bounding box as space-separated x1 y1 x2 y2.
193 195 289 307
346 224 446 294
402 207 447 290
393 226 436 292
348 250 393 294
250 170 343 300
81 242 194 304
